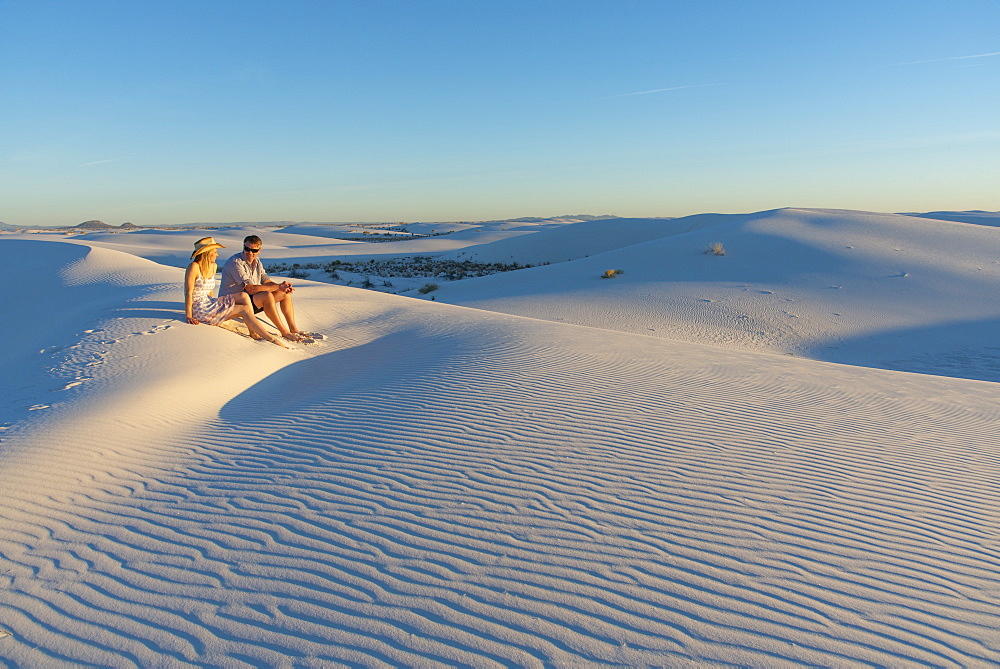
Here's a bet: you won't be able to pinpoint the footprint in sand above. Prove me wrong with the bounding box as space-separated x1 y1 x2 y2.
132 323 174 336
58 379 90 391
39 345 63 355
28 404 50 411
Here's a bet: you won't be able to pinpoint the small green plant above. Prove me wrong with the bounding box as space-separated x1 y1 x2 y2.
601 269 624 279
705 242 726 256
418 282 440 294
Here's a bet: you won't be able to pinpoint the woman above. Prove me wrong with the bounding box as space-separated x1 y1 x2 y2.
185 237 288 348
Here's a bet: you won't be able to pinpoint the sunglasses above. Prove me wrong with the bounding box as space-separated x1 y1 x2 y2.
244 246 261 254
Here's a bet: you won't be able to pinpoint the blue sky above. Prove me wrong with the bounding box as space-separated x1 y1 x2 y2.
2 0 998 226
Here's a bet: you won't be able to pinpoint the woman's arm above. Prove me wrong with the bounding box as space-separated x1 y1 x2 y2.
184 263 200 324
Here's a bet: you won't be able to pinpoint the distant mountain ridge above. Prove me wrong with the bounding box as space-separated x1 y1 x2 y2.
74 220 139 229
0 221 141 230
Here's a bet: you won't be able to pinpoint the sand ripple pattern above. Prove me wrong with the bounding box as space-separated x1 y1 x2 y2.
2 310 999 666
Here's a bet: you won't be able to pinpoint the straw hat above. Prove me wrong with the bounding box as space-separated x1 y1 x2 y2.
191 236 226 258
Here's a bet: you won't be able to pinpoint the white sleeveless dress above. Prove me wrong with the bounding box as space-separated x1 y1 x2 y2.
191 275 239 325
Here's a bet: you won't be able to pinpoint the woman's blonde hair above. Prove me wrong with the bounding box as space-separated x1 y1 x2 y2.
194 249 216 279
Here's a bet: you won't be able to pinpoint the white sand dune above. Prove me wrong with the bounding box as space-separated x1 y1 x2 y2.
440 216 722 266
903 210 1000 228
429 208 1000 382
1 212 999 666
22 224 546 268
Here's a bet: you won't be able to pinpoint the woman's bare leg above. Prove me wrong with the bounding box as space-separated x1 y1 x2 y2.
231 294 264 339
226 302 288 348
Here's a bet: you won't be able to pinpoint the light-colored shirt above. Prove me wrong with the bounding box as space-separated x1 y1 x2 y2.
219 253 271 297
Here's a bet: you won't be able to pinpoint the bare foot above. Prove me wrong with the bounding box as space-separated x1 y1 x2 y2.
268 335 290 349
282 332 304 342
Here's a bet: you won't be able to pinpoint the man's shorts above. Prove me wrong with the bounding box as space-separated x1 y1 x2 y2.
246 291 264 314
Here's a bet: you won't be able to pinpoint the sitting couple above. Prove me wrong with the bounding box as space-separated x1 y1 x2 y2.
184 235 314 346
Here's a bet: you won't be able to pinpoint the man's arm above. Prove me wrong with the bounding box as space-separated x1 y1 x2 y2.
241 260 292 295
244 279 289 295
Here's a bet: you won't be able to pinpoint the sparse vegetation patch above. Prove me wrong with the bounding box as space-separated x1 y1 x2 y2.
266 256 540 295
321 257 534 281
336 225 455 242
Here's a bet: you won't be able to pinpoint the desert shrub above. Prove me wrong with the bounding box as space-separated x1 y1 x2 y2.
418 282 440 294
360 276 375 289
601 269 624 279
287 268 310 279
266 262 321 274
705 242 726 256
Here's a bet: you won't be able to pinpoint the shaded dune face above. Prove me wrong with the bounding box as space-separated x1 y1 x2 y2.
1 212 999 665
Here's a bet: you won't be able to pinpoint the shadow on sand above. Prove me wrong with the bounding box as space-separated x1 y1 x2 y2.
818 316 1000 383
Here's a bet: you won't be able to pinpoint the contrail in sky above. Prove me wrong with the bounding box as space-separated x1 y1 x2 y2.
79 158 122 167
896 51 1000 65
606 83 722 98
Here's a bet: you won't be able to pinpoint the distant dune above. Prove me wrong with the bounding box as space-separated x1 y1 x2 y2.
429 208 1000 381
902 210 1000 227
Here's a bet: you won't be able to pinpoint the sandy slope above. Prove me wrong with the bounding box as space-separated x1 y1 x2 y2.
1 232 999 666
439 216 720 266
904 210 1000 228
428 209 1000 382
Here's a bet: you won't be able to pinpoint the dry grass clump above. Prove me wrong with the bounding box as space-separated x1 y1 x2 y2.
418 282 440 294
705 242 726 256
601 269 624 279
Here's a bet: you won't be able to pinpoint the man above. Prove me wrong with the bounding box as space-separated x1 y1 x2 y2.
220 235 310 342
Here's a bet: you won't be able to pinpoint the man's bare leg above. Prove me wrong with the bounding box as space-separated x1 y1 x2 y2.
252 291 300 340
277 293 301 334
